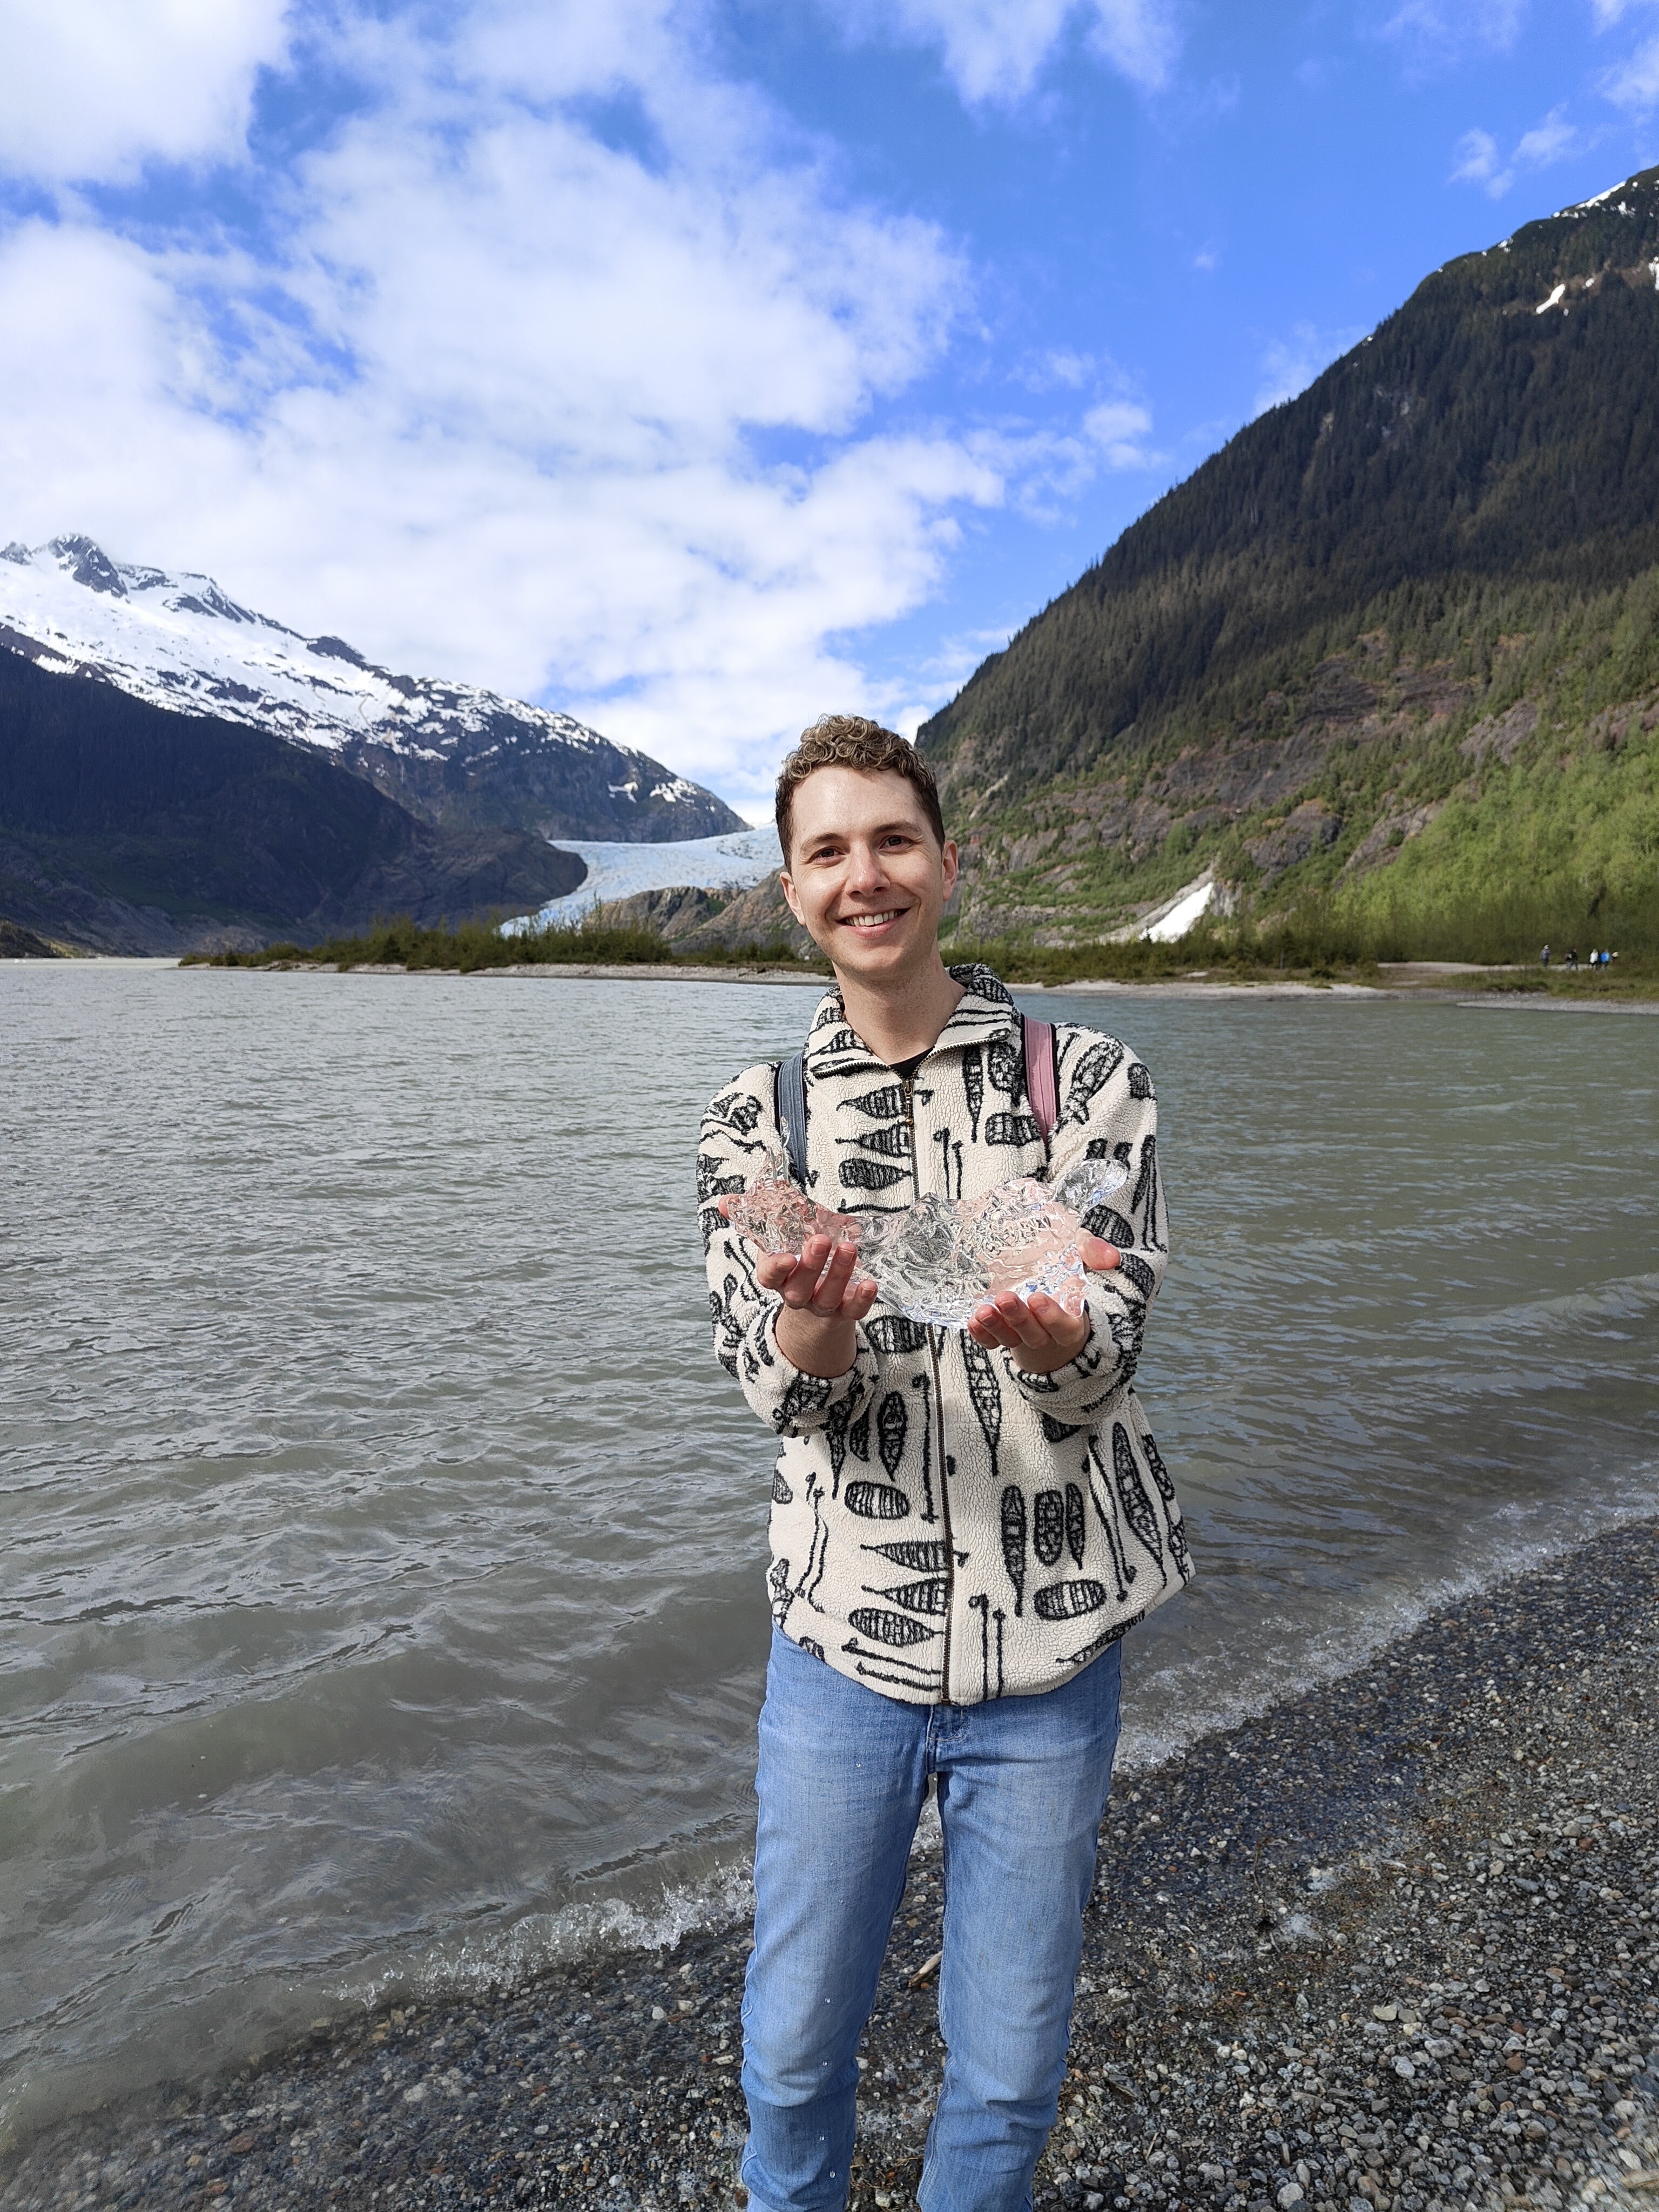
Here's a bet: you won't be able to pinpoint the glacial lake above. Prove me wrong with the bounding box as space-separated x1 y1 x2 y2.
2 963 1655 2143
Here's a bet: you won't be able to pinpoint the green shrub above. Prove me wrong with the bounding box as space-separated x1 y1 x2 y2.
183 914 827 973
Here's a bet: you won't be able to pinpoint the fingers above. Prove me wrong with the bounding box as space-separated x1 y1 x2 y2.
790 1237 858 1316
967 1293 1050 1351
1077 1231 1120 1271
966 1290 1090 1369
753 1251 800 1292
759 1236 874 1319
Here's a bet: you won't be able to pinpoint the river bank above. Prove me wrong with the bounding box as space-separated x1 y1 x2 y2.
4 1522 1654 2212
171 959 1659 1007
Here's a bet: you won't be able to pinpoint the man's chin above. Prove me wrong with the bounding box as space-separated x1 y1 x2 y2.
826 933 935 983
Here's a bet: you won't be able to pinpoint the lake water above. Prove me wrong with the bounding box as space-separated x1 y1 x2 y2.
2 966 1655 2146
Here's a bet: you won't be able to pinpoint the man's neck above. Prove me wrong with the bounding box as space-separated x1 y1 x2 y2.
831 954 966 1069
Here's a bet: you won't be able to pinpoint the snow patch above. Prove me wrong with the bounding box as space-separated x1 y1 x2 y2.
1107 873 1217 945
1143 876 1216 942
1574 179 1634 211
1535 283 1567 315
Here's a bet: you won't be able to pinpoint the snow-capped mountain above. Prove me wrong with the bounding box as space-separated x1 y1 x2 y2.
0 536 743 843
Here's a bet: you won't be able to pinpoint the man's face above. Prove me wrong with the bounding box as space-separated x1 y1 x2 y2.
780 766 958 985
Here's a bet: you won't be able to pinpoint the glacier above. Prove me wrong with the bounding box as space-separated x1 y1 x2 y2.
517 824 783 928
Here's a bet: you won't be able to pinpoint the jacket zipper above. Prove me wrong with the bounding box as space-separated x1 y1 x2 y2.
904 1072 954 1704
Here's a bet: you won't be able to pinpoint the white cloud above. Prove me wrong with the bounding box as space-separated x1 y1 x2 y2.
838 0 1180 106
1448 106 1581 196
1513 109 1580 165
1451 127 1503 187
953 397 1159 525
1086 0 1182 90
1083 399 1157 467
1600 35 1659 105
1592 0 1659 114
1380 0 1527 62
3 1 1148 806
1033 348 1095 388
1576 0 1659 114
0 0 291 183
877 0 1073 103
1253 322 1367 415
1586 0 1659 115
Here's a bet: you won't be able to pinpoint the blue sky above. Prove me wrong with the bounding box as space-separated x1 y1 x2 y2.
2 2 1658 815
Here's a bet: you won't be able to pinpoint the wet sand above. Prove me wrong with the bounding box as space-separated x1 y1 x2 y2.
3 1525 1655 2212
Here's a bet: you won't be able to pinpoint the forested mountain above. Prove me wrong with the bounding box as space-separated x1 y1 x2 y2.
0 651 583 954
920 173 1659 948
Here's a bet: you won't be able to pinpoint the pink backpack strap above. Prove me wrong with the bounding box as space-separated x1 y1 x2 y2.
1022 1014 1057 1147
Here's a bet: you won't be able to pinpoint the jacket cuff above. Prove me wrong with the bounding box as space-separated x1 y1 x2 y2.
1005 1309 1125 1420
753 1309 878 1437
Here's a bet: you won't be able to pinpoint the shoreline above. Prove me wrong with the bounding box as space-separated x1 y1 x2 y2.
164 961 1659 1008
3 1526 1654 2212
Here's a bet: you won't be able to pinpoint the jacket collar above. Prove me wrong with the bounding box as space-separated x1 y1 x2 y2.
802 963 1020 1080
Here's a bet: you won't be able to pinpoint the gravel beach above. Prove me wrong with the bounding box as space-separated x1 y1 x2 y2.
5 1522 1655 2212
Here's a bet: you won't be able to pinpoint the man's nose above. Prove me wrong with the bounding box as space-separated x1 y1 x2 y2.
845 842 890 893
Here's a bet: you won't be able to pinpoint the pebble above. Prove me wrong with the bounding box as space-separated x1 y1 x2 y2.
2 1526 1656 2212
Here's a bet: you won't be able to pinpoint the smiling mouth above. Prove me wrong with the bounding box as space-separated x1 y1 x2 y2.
841 909 906 930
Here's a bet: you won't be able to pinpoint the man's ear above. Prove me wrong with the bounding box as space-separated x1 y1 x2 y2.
940 839 959 901
779 869 805 925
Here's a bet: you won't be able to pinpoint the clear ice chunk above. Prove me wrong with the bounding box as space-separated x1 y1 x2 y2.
723 1149 1130 1330
721 1139 864 1257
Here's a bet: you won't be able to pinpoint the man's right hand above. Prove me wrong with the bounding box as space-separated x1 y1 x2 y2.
720 1200 877 1377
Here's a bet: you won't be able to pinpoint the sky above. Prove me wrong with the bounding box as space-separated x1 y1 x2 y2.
3 3 1659 818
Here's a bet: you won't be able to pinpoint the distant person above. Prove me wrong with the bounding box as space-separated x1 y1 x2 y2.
1566 948 1579 969
1541 943 1551 968
698 717 1190 2212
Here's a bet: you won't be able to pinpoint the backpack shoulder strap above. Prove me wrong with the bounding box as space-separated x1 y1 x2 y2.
775 1051 808 1184
1022 1014 1057 1150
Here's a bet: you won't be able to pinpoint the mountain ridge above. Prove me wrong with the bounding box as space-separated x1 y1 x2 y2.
918 171 1659 949
0 536 741 844
0 649 583 955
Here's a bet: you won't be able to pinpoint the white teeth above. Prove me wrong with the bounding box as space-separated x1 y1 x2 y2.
845 912 900 928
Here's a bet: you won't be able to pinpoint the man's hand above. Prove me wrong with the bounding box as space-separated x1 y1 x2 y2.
719 1199 877 1378
965 1230 1120 1375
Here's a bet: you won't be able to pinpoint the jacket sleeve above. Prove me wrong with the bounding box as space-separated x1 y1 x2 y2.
697 1069 878 1438
1001 1026 1168 1423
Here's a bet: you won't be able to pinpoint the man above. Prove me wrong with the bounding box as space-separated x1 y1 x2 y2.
697 716 1191 2212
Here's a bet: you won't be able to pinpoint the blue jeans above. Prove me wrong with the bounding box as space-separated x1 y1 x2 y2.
740 1629 1123 2212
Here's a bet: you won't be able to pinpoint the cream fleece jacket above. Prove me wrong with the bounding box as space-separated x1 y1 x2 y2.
697 964 1192 1705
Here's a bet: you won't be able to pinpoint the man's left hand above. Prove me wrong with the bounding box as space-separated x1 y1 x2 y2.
965 1231 1119 1374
